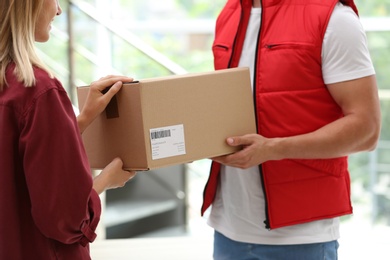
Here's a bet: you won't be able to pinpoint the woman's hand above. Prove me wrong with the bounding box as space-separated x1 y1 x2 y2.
93 157 136 194
77 75 133 133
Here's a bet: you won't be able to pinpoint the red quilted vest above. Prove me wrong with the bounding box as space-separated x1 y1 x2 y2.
202 0 357 229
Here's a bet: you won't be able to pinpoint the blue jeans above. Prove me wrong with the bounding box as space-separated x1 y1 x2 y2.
213 231 339 260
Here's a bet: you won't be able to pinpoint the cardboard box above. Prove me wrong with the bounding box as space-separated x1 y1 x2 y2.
77 67 256 170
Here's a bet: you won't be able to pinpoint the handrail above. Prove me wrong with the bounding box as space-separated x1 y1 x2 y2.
46 2 390 102
69 0 188 76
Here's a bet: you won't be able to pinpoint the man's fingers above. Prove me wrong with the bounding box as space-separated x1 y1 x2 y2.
227 136 252 146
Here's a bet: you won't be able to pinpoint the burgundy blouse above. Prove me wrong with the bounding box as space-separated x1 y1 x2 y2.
0 64 101 259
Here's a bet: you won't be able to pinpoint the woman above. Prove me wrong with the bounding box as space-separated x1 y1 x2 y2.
0 0 136 259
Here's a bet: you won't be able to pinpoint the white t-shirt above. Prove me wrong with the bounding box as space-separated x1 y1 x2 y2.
207 3 375 245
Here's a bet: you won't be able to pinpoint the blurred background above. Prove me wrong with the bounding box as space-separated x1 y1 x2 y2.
39 0 390 259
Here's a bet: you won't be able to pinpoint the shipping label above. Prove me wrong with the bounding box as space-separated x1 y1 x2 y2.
149 124 186 160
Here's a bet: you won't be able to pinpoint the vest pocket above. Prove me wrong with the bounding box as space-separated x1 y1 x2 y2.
213 43 230 51
260 41 322 92
212 43 231 69
264 42 315 50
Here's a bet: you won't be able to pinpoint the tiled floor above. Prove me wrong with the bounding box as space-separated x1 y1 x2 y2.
92 160 390 259
91 220 390 260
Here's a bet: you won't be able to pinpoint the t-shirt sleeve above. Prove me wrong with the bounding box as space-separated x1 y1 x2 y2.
20 85 101 246
322 3 375 85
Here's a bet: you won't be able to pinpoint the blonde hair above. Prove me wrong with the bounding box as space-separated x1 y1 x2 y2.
0 0 52 91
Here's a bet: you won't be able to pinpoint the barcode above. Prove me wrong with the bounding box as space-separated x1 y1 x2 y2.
151 130 171 140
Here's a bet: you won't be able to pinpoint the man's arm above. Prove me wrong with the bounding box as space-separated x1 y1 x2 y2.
213 75 381 169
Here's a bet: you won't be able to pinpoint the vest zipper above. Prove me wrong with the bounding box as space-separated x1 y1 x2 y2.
265 44 278 49
260 166 271 230
255 0 271 230
265 42 315 50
